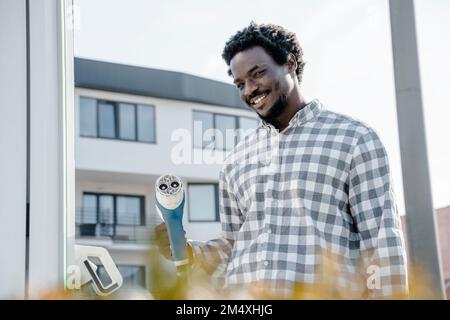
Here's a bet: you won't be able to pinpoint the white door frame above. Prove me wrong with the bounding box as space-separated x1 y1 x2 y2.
0 0 75 299
27 0 75 299
0 0 28 300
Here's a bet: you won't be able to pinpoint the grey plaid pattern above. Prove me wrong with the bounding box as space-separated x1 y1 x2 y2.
190 99 408 298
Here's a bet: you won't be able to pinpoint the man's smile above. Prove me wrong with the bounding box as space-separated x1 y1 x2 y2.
249 90 271 109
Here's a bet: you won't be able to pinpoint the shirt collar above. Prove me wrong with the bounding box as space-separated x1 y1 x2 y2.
261 99 323 131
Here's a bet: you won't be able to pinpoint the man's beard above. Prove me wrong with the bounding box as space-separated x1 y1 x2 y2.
256 93 289 124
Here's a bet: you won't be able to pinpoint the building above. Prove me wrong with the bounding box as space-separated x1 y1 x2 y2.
401 206 450 298
73 58 259 291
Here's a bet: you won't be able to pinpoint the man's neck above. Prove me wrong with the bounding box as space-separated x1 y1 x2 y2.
271 94 307 132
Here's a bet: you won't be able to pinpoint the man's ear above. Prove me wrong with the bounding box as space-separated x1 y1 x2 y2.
286 53 297 74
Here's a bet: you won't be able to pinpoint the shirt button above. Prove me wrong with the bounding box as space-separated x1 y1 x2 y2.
267 228 272 234
263 261 269 267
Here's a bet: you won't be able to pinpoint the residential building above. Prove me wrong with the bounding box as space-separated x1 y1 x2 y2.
401 206 450 298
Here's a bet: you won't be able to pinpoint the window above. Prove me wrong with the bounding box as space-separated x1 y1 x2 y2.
79 193 145 228
187 184 219 222
193 111 214 149
193 110 258 150
116 196 142 225
81 194 97 224
97 265 146 288
137 104 156 142
239 117 259 141
79 96 156 143
119 103 136 140
79 97 97 136
99 195 114 225
215 114 237 150
98 102 116 138
98 195 114 237
78 193 145 240
118 265 146 288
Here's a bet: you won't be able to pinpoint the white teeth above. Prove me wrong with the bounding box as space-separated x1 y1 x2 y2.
252 94 267 105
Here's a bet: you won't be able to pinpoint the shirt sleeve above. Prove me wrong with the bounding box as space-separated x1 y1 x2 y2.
188 167 242 276
348 129 409 299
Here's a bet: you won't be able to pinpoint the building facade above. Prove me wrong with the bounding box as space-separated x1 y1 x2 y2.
401 206 450 298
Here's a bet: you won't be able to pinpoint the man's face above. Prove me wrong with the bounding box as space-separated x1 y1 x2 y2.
230 46 294 122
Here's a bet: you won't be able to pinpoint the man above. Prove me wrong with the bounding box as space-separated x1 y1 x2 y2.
156 22 408 299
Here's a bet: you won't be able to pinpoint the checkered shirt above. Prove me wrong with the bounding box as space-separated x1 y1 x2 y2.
190 99 408 299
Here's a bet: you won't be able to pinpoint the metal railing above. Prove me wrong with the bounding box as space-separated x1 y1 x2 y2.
75 208 156 244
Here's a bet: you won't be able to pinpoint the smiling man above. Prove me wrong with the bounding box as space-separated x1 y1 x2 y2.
156 22 408 299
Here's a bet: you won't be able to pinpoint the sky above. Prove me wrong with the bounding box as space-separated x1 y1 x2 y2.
73 0 450 213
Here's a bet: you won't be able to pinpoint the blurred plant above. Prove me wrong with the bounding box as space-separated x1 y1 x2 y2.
145 247 442 300
34 246 444 300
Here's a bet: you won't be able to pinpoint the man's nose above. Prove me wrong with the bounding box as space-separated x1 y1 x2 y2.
243 79 258 101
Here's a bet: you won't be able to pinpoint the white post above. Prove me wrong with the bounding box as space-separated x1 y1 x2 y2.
27 0 75 298
0 0 28 299
389 0 446 299
0 0 75 299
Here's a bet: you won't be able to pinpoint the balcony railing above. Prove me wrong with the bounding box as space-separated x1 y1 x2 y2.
76 208 155 244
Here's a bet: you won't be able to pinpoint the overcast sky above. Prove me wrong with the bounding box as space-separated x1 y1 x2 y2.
73 0 450 213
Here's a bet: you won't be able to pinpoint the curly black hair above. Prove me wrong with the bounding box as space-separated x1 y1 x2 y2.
222 22 306 84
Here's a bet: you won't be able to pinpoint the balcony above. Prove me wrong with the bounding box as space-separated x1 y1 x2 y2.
75 208 154 244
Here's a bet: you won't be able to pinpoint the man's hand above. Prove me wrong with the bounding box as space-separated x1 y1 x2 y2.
154 222 172 260
154 223 194 264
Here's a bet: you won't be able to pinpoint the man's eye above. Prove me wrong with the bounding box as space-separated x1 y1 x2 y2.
237 83 244 90
254 70 266 77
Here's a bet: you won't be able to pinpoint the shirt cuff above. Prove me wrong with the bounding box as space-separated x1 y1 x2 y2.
186 239 202 268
